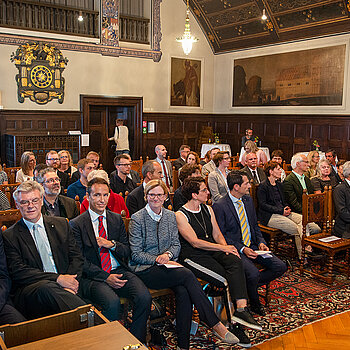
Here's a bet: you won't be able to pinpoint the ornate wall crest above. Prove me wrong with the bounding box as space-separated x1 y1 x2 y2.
10 42 68 104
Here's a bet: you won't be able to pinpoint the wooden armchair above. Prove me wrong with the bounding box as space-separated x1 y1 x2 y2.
0 209 22 230
172 166 179 191
0 184 21 209
2 167 20 185
300 187 350 284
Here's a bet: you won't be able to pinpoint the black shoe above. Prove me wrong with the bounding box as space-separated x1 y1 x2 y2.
229 323 252 348
232 308 262 331
250 304 266 317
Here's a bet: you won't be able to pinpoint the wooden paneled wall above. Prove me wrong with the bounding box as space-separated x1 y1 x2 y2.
143 113 350 161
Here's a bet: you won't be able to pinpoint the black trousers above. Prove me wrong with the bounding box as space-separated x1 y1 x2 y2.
0 302 26 325
136 265 220 349
14 280 86 319
181 251 248 301
80 267 152 343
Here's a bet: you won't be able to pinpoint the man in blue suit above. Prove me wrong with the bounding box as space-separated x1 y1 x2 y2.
213 170 287 316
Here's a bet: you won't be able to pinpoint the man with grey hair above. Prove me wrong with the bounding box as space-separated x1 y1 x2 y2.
154 144 172 189
36 167 79 220
173 144 190 170
2 181 85 319
333 161 350 238
126 161 171 216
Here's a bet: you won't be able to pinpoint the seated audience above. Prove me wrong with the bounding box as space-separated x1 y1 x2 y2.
45 150 70 191
16 151 36 183
0 190 10 211
242 152 266 185
0 231 26 325
213 171 287 316
173 144 191 170
154 145 172 189
70 151 100 184
257 161 305 259
173 164 201 211
325 149 342 184
67 159 94 203
311 158 338 193
177 177 261 346
58 150 77 178
208 151 230 203
70 178 151 343
178 151 201 179
126 161 171 216
337 160 346 181
36 167 79 220
128 179 241 349
80 170 129 217
200 150 210 166
110 154 137 197
201 147 220 176
271 149 286 181
333 161 350 239
305 151 320 178
0 163 8 185
240 141 267 167
3 181 86 319
33 164 48 180
241 128 256 147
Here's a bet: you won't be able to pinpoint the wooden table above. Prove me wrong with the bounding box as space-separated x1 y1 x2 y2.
11 321 148 350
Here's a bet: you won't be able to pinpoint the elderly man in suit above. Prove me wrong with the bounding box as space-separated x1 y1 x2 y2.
241 152 266 185
70 178 151 343
213 171 287 316
36 167 79 220
3 181 86 319
154 144 173 190
173 145 191 171
333 161 350 239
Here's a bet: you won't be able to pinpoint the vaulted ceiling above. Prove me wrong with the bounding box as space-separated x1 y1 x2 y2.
188 0 350 53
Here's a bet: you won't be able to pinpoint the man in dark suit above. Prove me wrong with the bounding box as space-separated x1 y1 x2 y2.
333 161 350 238
0 232 26 325
213 171 287 316
3 181 86 319
242 152 266 184
36 167 79 220
126 161 171 216
70 178 151 343
172 144 190 171
325 149 342 184
45 150 70 191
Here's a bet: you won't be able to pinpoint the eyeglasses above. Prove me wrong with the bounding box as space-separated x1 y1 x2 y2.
60 155 68 159
47 158 59 161
117 163 132 167
45 177 61 184
147 193 165 199
18 198 41 206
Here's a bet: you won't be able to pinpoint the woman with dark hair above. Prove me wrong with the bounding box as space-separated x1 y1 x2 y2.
176 177 262 347
15 151 36 183
129 179 239 350
185 151 200 165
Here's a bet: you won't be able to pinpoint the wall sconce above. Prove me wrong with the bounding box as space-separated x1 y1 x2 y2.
261 9 267 21
78 11 84 22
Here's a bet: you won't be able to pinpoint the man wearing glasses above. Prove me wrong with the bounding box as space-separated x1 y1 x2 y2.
45 150 70 191
2 181 86 319
36 167 79 220
109 154 137 197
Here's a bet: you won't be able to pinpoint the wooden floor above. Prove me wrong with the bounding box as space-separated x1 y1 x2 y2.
251 310 350 350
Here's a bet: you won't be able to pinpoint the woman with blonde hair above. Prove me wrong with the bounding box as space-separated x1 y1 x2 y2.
15 151 36 183
305 150 320 178
241 140 267 166
311 158 338 193
58 150 77 178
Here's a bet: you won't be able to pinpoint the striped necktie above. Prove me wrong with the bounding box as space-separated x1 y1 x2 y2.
98 216 112 273
237 200 250 247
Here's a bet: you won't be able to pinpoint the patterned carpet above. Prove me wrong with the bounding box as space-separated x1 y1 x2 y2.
148 267 350 349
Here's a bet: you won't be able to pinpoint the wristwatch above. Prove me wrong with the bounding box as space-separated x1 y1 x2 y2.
110 240 117 250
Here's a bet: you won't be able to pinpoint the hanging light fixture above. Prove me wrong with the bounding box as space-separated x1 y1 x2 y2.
261 9 267 20
78 11 84 22
176 0 198 55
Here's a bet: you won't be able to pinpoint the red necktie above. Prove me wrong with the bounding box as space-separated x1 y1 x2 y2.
98 216 111 273
161 160 170 188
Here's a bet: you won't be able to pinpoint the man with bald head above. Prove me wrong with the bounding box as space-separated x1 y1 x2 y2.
154 144 172 190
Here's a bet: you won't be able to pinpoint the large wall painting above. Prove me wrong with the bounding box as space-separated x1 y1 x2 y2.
171 57 201 107
233 45 346 107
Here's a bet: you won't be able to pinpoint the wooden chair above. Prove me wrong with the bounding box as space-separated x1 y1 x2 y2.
0 184 21 209
172 166 179 191
0 305 108 349
74 195 80 213
2 167 20 185
282 161 292 172
300 187 350 284
131 157 143 180
0 209 21 229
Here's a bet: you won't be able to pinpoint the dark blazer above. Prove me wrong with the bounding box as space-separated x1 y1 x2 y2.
283 172 314 213
70 211 130 282
0 232 11 311
172 157 185 171
241 136 256 147
57 170 70 191
242 166 266 185
257 179 287 226
110 171 137 197
3 216 83 292
126 184 172 216
41 195 79 220
333 180 350 238
330 165 342 184
213 194 266 252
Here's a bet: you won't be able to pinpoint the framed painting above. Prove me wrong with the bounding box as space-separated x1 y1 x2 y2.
232 44 346 107
170 57 201 107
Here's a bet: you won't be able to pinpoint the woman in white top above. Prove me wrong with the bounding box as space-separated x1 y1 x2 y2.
16 151 36 183
108 119 129 155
